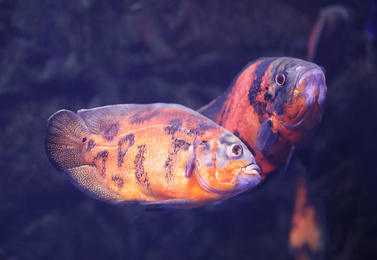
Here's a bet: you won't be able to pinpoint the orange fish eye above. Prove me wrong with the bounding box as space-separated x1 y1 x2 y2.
275 73 286 86
229 144 243 159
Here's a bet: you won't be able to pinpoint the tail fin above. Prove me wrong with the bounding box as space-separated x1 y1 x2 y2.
44 109 90 171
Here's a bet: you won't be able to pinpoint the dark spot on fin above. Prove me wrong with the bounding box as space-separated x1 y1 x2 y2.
129 110 159 125
103 122 120 141
256 118 278 157
185 136 200 178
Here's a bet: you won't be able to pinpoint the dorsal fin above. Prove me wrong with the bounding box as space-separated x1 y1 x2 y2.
198 91 230 121
78 104 139 134
78 103 201 134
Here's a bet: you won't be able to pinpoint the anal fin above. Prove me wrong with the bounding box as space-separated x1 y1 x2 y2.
64 165 125 205
141 199 189 210
256 118 278 157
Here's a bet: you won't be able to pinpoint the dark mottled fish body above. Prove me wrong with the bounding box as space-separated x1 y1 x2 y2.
45 103 260 209
199 57 327 178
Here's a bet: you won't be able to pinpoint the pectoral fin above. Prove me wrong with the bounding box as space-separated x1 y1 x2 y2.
185 136 200 178
256 118 278 157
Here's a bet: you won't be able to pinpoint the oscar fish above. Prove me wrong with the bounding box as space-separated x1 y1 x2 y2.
44 103 261 209
199 57 327 179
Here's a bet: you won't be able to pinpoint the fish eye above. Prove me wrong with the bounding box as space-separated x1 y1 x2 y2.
275 73 286 86
229 144 243 159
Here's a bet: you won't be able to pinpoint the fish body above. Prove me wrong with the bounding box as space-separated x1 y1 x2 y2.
45 103 260 209
199 57 327 178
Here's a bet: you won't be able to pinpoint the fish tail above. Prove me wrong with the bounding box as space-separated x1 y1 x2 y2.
44 109 90 171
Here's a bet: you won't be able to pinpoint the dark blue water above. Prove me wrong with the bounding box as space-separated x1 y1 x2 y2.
1 0 376 259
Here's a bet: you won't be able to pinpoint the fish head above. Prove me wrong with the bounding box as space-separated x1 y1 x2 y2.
265 57 327 147
195 132 261 198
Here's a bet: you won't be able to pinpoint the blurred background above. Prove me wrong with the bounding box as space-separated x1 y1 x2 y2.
0 0 376 259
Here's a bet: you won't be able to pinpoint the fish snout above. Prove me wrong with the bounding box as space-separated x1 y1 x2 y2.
299 68 326 111
238 163 261 190
241 163 261 176
279 67 327 130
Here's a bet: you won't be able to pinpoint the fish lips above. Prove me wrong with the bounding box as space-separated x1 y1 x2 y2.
237 163 261 190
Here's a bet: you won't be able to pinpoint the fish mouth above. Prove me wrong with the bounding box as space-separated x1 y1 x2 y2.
241 163 261 176
298 68 326 111
237 163 261 191
280 68 326 129
196 163 261 196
